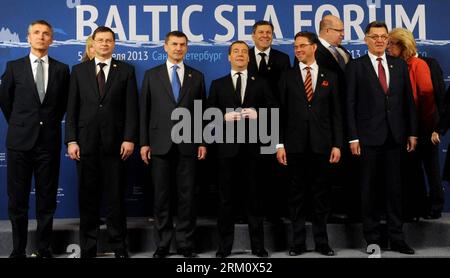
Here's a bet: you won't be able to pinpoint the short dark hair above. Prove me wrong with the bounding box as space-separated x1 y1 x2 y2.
92 26 115 41
294 31 319 44
364 21 388 34
252 20 274 34
165 31 188 44
28 20 53 35
228 40 249 54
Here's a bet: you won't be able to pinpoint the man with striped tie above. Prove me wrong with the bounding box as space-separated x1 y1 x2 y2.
276 31 343 256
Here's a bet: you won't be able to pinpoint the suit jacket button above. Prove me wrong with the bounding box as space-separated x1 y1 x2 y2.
308 104 311 108
99 104 103 108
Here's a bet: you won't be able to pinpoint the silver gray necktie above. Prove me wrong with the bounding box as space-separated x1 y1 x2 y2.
35 58 45 103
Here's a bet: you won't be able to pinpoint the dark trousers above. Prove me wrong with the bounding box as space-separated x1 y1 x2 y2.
403 136 444 216
287 152 331 246
217 147 264 252
260 154 288 219
7 145 60 254
360 136 404 244
77 151 127 256
151 145 197 250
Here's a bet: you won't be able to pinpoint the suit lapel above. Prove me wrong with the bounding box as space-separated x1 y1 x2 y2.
242 74 256 106
101 59 118 101
87 59 100 99
42 57 56 105
23 57 42 104
312 68 326 103
225 75 240 106
158 65 176 104
363 55 386 96
294 67 308 102
178 65 192 104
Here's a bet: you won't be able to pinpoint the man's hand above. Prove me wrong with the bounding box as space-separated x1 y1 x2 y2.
241 108 257 119
276 147 287 166
120 141 134 160
224 111 242 122
329 147 341 163
140 146 151 165
407 136 417 152
198 146 207 160
431 132 440 145
350 141 361 156
68 143 81 161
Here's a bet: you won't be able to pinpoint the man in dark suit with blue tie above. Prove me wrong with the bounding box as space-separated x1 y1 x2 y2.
140 31 207 258
0 20 70 258
65 26 139 258
346 21 418 254
208 41 276 258
276 32 342 256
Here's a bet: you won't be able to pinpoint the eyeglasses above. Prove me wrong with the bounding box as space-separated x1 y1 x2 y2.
95 39 114 44
366 35 389 41
328 28 344 33
295 43 312 49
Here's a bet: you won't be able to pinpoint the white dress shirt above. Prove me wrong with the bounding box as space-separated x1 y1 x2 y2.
166 60 185 86
254 47 270 70
318 37 349 64
231 69 248 103
29 53 49 92
94 57 112 82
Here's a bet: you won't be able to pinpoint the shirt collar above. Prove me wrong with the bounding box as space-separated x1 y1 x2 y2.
95 57 112 66
255 47 271 57
368 51 387 63
167 60 184 70
299 61 318 71
231 69 248 77
29 53 49 64
318 37 332 48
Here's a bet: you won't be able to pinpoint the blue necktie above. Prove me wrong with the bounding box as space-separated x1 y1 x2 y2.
171 64 181 101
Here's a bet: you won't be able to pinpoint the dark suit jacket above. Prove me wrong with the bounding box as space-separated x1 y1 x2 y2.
207 73 276 158
0 56 70 152
248 47 290 97
278 66 343 154
65 59 139 155
140 63 206 156
419 56 447 118
346 55 418 146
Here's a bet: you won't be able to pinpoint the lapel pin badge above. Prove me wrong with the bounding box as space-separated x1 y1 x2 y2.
267 67 271 70
113 64 117 68
320 73 324 77
251 76 255 80
188 73 192 78
390 65 393 68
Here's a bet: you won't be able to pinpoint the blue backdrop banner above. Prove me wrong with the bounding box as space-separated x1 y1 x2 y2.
1 0 449 218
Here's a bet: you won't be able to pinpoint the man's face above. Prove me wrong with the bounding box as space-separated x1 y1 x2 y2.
228 43 249 71
27 24 53 54
364 27 389 56
252 25 273 51
164 36 188 64
93 31 115 59
294 36 317 64
324 19 344 46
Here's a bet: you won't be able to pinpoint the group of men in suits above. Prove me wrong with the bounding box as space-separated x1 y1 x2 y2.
0 16 438 258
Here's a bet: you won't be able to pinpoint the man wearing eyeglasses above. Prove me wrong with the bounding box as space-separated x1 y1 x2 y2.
277 32 342 256
346 21 417 255
65 26 139 258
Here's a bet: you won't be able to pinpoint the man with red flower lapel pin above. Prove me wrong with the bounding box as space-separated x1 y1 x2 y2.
277 31 343 256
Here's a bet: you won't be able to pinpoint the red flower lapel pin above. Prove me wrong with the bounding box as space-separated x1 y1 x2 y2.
321 80 329 87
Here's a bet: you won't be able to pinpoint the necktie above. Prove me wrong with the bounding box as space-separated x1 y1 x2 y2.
376 58 388 93
35 59 45 103
97 62 107 97
258 52 268 75
304 67 314 102
171 64 181 102
235 72 242 103
329 45 346 70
